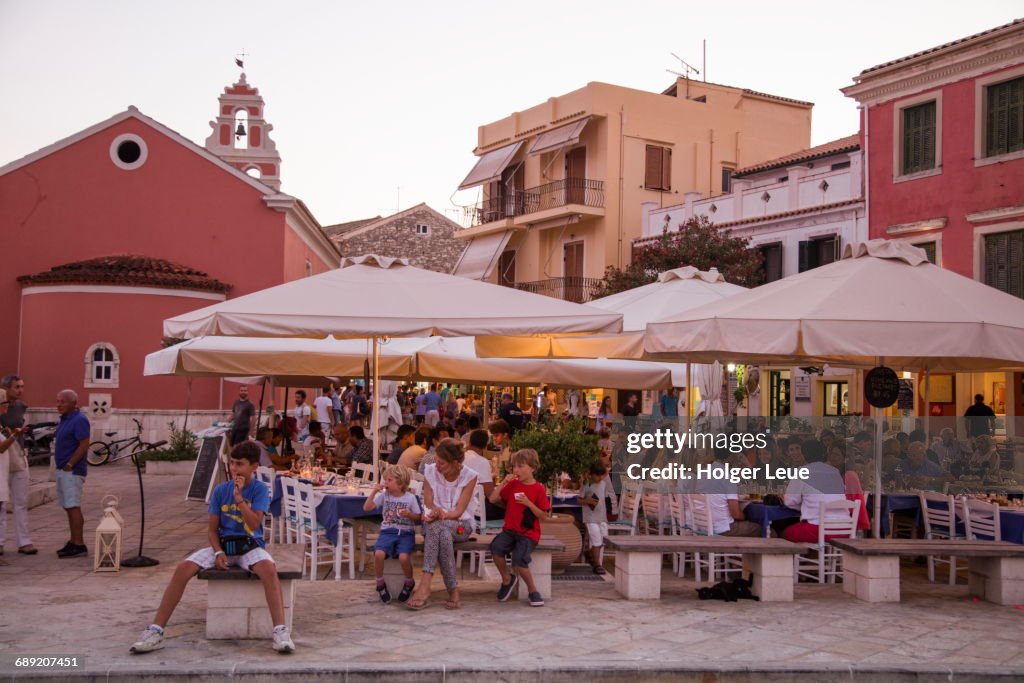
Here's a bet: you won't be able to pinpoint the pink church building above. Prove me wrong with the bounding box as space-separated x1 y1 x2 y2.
0 74 338 437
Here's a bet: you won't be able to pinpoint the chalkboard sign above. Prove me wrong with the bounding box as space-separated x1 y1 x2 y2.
187 435 224 502
897 379 915 411
864 366 900 408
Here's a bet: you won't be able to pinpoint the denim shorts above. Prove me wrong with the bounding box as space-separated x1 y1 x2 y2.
55 470 85 509
374 528 415 558
489 529 537 568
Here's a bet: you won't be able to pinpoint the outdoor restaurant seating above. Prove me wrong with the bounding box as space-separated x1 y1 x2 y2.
963 497 1001 542
793 499 860 584
919 491 966 584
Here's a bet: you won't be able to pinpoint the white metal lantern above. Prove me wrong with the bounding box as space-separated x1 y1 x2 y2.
94 494 124 573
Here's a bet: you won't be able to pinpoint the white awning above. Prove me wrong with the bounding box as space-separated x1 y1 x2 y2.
450 231 514 281
458 141 524 190
529 118 590 155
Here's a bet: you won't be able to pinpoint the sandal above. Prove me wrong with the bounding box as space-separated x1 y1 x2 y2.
445 588 461 610
405 594 431 611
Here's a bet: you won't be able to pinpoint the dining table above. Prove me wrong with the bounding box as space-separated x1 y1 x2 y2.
269 476 381 545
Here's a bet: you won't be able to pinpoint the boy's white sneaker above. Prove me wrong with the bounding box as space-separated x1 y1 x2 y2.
129 627 165 654
272 627 295 653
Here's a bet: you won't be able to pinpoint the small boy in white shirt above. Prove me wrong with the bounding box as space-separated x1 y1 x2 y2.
578 461 614 574
363 464 422 603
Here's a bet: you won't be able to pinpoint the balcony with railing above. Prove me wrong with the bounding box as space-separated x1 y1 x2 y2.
513 276 604 303
469 177 605 226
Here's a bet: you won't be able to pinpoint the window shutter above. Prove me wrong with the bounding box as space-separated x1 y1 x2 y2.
662 147 672 191
645 145 661 189
902 102 936 174
798 240 812 273
987 77 1024 157
921 102 936 170
1010 231 1024 299
984 231 1024 299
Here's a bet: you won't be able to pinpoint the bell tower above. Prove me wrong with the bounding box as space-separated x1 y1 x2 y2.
204 72 282 190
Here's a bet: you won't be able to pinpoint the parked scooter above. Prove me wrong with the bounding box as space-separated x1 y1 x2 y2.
24 421 57 466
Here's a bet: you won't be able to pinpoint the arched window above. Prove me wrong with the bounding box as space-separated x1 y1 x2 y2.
84 343 120 388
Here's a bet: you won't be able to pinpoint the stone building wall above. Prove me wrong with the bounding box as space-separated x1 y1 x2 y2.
333 203 466 273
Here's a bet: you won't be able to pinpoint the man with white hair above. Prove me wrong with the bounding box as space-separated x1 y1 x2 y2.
0 375 35 556
55 389 91 558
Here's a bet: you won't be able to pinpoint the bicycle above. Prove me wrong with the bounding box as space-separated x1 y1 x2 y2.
87 418 157 466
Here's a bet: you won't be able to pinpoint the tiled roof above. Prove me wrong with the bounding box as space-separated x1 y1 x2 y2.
322 216 381 239
734 134 860 177
18 255 232 293
661 80 814 107
860 18 1024 75
632 199 863 247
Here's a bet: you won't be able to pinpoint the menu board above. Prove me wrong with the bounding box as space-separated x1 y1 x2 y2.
186 435 224 502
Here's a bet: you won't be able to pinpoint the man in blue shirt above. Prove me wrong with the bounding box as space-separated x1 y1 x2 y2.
55 389 91 558
901 442 953 490
423 384 442 427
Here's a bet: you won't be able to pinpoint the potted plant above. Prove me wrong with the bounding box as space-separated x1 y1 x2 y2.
510 417 600 573
141 422 198 475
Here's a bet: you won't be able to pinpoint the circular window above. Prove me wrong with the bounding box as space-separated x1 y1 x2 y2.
109 134 148 170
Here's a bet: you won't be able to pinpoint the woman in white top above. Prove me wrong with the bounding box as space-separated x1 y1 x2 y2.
0 397 28 566
406 438 478 610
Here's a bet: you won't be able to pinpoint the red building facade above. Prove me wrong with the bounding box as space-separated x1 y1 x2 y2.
0 76 337 435
844 19 1024 288
844 20 1024 421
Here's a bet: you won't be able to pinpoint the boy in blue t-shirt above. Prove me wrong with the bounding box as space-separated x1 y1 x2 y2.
130 442 295 654
363 464 422 603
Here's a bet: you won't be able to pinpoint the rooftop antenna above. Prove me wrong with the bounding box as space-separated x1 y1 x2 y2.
666 52 700 99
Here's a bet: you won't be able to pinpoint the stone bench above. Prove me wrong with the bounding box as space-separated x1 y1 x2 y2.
830 538 1024 605
605 536 805 601
197 545 303 639
380 537 564 603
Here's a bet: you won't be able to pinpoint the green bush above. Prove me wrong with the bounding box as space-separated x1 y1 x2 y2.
137 421 198 463
509 417 600 489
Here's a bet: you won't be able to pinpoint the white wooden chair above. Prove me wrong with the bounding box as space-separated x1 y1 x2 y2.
456 484 502 577
256 466 279 545
352 462 375 483
920 491 966 584
278 476 300 544
608 479 643 537
794 499 860 584
687 493 743 583
641 492 675 535
963 497 1001 542
294 479 356 581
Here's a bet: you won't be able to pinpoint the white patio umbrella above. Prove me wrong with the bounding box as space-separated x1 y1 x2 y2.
162 255 623 473
475 266 747 359
643 239 1024 536
693 362 724 418
145 336 682 391
144 335 426 379
474 266 746 417
414 336 681 389
644 241 1024 371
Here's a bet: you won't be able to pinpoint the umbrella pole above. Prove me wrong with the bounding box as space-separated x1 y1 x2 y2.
872 356 883 539
257 378 266 429
371 336 380 478
182 377 193 432
923 369 931 439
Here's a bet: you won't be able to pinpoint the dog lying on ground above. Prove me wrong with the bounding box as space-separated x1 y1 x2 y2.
696 573 760 602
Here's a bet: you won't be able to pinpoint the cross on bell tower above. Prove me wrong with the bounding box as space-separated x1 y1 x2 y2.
204 71 282 190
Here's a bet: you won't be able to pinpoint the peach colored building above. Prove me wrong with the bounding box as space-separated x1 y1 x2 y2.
451 78 813 301
0 74 337 439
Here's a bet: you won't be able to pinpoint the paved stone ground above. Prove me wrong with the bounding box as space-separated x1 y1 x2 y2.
1 465 1023 681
